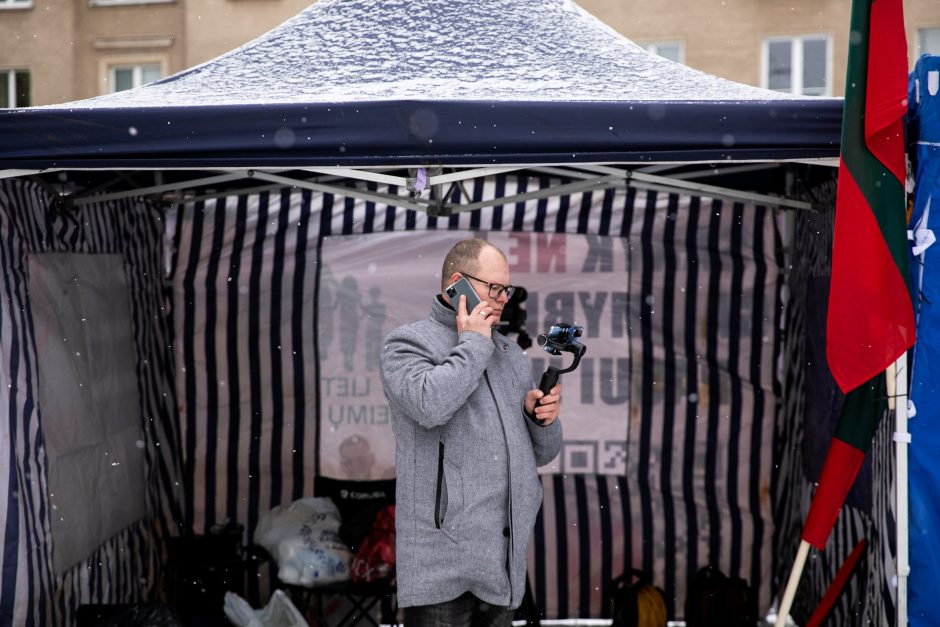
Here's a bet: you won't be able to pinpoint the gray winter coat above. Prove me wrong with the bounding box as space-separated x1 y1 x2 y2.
379 297 563 609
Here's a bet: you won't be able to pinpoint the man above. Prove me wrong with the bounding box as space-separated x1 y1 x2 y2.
379 238 563 627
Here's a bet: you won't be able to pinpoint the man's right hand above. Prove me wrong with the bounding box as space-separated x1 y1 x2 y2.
456 295 498 338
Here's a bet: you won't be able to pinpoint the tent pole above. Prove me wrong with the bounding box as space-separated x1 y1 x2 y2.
447 174 622 213
428 167 523 186
247 170 431 212
0 169 43 180
529 164 815 211
307 162 817 212
894 352 910 626
629 171 813 211
71 172 246 206
775 540 811 627
662 163 780 181
303 167 408 187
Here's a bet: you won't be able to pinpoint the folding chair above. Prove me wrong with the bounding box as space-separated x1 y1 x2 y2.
277 477 397 626
299 579 397 627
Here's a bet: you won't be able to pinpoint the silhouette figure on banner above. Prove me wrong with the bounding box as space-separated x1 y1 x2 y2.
319 272 387 372
337 276 361 372
318 266 338 360
361 286 387 372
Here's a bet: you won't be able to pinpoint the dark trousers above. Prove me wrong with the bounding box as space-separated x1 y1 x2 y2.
403 591 514 627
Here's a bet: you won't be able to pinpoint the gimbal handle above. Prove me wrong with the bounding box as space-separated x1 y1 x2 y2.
534 342 587 424
538 366 561 396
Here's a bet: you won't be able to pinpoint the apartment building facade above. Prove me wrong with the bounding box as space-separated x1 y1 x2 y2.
580 0 939 98
1 0 939 108
0 0 309 107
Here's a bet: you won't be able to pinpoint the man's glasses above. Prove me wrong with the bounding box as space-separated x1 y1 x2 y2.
460 272 516 300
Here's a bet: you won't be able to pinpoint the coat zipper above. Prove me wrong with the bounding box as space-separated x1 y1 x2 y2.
434 440 445 529
483 369 514 607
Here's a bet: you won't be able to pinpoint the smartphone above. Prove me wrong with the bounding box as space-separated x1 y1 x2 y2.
445 276 482 313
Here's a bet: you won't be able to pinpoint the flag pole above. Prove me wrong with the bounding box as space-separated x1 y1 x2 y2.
774 540 811 627
775 356 905 627
894 353 910 626
805 539 868 627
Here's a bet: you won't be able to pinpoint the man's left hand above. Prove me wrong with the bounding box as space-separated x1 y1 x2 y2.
524 384 561 426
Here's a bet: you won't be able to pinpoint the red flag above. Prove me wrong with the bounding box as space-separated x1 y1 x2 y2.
805 0 914 549
825 0 914 395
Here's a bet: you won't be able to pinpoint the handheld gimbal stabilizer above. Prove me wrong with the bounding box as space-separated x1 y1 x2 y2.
536 323 587 395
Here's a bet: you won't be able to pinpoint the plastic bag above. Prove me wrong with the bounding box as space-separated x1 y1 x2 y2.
254 497 352 587
223 590 308 627
350 505 396 584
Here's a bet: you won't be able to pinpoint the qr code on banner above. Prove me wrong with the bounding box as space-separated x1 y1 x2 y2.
561 440 627 474
601 441 627 474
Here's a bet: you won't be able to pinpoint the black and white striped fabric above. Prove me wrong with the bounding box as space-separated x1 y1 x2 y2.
169 175 784 618
775 180 896 625
0 179 181 626
0 171 901 625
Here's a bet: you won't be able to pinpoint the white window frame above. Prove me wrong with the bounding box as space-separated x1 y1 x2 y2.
1 69 29 108
917 26 940 58
108 64 160 92
104 60 165 94
90 0 174 6
0 0 32 9
761 34 832 96
641 40 684 65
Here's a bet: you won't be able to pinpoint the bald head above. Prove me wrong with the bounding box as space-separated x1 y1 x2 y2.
440 238 506 291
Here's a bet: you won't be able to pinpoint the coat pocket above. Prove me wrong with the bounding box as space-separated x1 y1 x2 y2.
433 441 464 542
434 441 445 529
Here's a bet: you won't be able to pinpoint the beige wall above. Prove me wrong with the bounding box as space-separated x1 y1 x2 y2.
0 0 311 105
74 1 184 99
184 0 312 67
0 2 76 106
910 0 940 62
581 0 939 98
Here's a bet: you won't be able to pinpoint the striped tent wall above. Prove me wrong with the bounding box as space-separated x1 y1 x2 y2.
774 178 896 625
528 197 784 619
0 179 182 627
774 183 831 622
774 210 807 620
868 403 897 627
170 174 784 618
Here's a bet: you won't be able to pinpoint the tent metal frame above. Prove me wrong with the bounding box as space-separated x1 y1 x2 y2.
14 162 818 213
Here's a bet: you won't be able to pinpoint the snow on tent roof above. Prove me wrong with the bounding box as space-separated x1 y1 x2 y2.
70 0 797 105
0 0 842 169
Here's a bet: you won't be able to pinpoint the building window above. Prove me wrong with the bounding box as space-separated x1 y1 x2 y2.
918 28 940 57
0 0 32 9
642 41 683 64
1 70 31 108
108 63 162 93
762 35 830 96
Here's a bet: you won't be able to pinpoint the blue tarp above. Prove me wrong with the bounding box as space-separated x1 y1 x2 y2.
908 53 940 627
0 0 841 169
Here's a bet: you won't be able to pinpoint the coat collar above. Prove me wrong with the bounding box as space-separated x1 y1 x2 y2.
429 294 456 330
429 295 512 351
